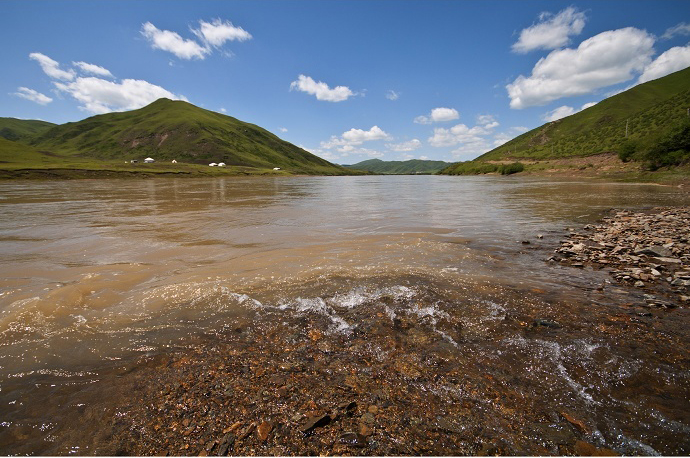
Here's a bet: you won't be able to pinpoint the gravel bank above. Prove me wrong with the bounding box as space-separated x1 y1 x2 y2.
552 207 690 308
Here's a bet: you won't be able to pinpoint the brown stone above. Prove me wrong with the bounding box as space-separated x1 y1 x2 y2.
561 411 590 434
257 421 272 442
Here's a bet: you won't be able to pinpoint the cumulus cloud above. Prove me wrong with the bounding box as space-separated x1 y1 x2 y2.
476 114 499 129
542 101 598 122
492 133 512 148
662 22 690 40
428 112 501 148
28 52 187 114
512 6 586 53
29 52 75 81
73 61 114 78
192 18 252 47
290 75 355 102
450 138 492 161
414 107 460 124
637 45 690 84
386 139 422 152
507 27 655 109
54 77 187 114
320 125 390 153
342 126 390 143
386 90 400 101
542 105 576 122
141 22 210 60
279 127 288 133
13 87 53 105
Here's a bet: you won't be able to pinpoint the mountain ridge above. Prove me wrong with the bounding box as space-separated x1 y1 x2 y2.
0 98 355 176
343 158 452 174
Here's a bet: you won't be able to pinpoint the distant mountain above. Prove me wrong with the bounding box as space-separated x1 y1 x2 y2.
0 117 56 142
26 98 350 175
441 66 690 174
344 158 452 174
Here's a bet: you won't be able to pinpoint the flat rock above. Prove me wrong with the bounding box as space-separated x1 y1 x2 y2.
300 414 331 433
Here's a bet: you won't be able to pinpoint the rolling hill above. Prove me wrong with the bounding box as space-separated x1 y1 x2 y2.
13 98 351 175
0 117 56 142
343 158 452 174
441 66 690 175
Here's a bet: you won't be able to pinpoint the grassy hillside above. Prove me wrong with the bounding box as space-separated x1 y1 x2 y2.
26 98 350 175
441 66 690 177
344 158 451 174
476 66 690 163
0 117 56 142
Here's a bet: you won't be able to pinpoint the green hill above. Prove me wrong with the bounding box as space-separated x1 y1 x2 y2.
23 98 350 175
441 66 690 174
344 158 451 174
0 117 56 142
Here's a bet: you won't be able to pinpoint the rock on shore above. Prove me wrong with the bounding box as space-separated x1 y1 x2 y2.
551 207 690 307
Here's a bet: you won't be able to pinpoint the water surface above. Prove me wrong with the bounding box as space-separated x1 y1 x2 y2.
1 176 689 454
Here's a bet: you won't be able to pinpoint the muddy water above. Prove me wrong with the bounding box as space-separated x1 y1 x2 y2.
0 176 689 455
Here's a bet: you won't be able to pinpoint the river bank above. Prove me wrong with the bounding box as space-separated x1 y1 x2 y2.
553 207 690 308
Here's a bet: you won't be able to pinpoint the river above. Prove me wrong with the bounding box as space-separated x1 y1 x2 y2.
0 176 689 455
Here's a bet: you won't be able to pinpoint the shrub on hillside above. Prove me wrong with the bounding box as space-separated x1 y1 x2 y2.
498 162 525 175
643 118 690 170
618 140 637 162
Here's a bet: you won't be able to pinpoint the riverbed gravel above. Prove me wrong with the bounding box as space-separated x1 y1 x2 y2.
552 206 690 308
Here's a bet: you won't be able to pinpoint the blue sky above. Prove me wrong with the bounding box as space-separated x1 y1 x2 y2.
2 1 690 163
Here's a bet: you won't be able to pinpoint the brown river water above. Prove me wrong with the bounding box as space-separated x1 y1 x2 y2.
0 175 689 455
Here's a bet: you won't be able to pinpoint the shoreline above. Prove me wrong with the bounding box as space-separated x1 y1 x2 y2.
552 207 690 308
0 165 688 187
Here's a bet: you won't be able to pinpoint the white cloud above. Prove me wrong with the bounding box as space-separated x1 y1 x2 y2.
13 87 53 105
662 22 690 40
414 107 459 124
637 45 690 84
279 127 288 133
141 22 210 60
219 107 227 113
507 27 655 109
320 125 391 153
342 126 390 143
476 114 499 129
542 101 598 122
29 52 75 81
492 133 512 148
512 6 586 53
192 19 252 47
344 147 384 158
386 90 400 101
542 105 576 122
54 77 187 114
428 123 492 147
73 61 113 78
511 126 529 134
289 75 355 102
386 139 422 152
450 138 492 161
